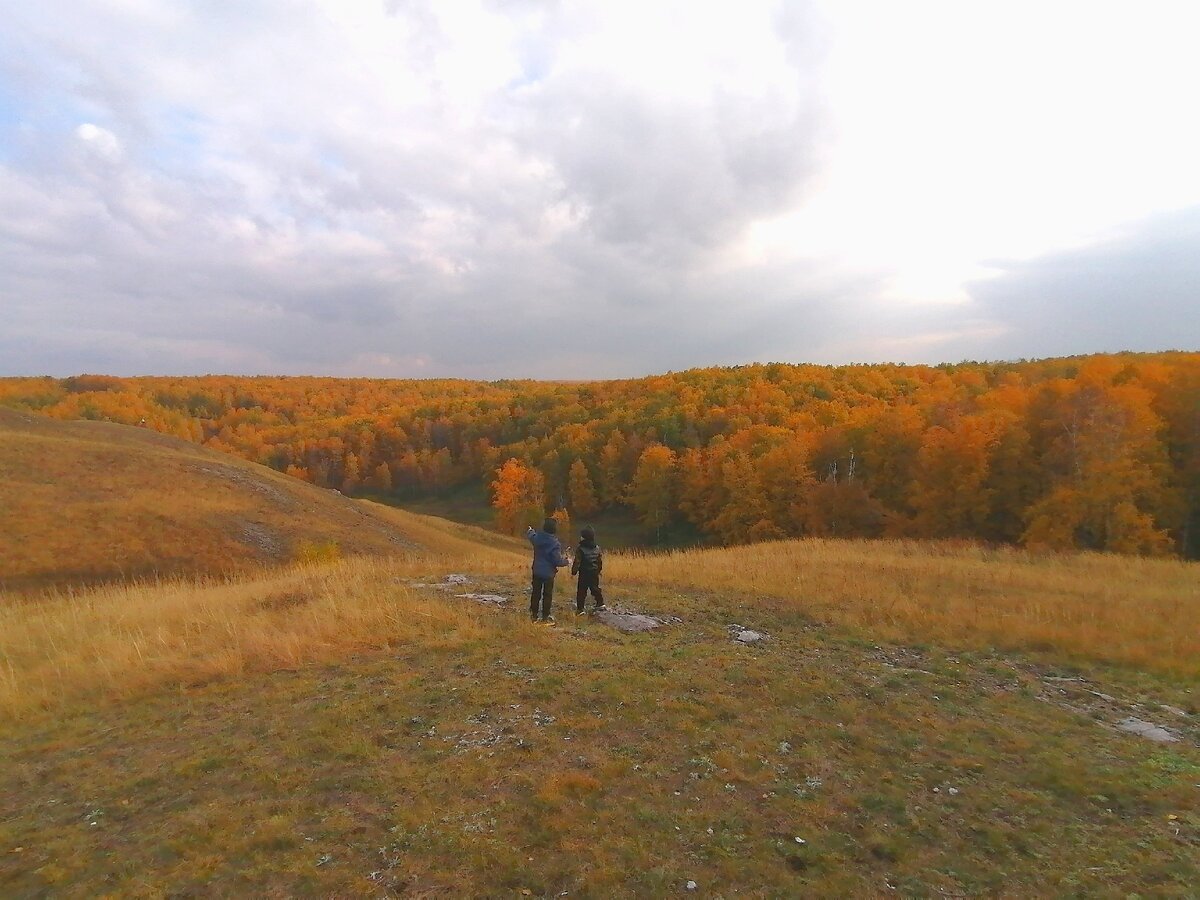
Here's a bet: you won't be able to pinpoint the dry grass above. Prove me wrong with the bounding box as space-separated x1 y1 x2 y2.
0 555 516 719
616 538 1200 676
2 528 1197 895
5 525 1197 720
0 480 533 719
0 409 432 592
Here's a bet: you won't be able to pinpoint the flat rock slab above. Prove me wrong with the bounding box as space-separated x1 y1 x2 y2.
594 609 667 633
1116 717 1179 743
457 592 507 606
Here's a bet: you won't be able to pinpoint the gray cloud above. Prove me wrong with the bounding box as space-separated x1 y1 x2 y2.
959 207 1200 360
1 1 1194 380
0 0 844 378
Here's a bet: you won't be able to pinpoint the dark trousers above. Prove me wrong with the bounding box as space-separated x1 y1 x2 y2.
576 572 604 611
531 574 554 620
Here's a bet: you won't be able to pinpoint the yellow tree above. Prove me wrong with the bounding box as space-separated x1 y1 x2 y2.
626 444 677 541
342 451 361 493
908 415 999 538
368 462 392 492
709 450 781 544
598 431 628 507
1023 381 1172 554
567 459 599 518
490 459 546 535
551 507 572 543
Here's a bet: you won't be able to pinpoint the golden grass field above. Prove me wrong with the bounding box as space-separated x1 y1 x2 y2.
618 539 1200 678
3 525 1197 719
1 413 1197 895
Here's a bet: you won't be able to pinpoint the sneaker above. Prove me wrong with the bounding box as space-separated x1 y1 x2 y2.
544 616 556 626
594 604 607 612
575 609 587 616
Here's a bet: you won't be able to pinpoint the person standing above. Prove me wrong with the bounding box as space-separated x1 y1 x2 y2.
572 525 606 615
527 518 569 625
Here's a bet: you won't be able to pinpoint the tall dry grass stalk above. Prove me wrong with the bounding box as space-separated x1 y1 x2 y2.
0 552 524 720
616 538 1200 676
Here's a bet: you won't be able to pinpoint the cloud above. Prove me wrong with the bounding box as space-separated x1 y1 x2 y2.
959 206 1200 360
0 1 1197 378
0 0 843 377
75 122 122 160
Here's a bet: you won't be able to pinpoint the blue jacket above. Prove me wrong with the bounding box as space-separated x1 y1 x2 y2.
528 528 569 578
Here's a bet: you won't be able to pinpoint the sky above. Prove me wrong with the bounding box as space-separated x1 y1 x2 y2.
1 0 1198 379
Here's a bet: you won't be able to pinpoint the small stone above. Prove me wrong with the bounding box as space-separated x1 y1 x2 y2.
794 836 806 844
779 741 792 754
947 787 959 795
686 881 698 891
736 629 765 644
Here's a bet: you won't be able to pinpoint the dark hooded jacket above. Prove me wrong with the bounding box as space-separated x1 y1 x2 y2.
528 529 569 578
571 536 602 576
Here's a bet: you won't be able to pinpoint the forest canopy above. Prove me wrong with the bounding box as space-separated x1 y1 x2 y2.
3 352 1198 557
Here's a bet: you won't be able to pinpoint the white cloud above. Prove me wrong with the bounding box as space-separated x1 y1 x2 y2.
0 0 1197 377
75 122 122 160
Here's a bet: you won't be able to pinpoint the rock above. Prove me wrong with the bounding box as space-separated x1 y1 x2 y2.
594 608 665 633
727 624 768 643
444 574 470 585
457 592 507 605
686 881 698 891
1160 704 1188 717
1116 717 1179 743
778 741 792 754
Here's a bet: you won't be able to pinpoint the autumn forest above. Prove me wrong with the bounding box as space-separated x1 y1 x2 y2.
2 351 1198 558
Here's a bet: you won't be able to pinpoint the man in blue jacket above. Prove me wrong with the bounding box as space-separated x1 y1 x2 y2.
527 517 569 625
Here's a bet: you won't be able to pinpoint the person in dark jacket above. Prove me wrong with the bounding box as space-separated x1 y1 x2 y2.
572 525 605 614
527 517 569 624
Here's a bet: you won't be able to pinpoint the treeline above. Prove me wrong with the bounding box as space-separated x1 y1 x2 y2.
2 352 1198 557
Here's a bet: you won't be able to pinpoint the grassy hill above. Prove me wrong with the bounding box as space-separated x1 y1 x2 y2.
0 408 434 593
2 508 1197 895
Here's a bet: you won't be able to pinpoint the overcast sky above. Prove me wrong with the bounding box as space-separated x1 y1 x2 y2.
1 0 1198 379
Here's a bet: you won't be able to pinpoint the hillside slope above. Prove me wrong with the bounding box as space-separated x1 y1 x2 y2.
0 409 423 592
